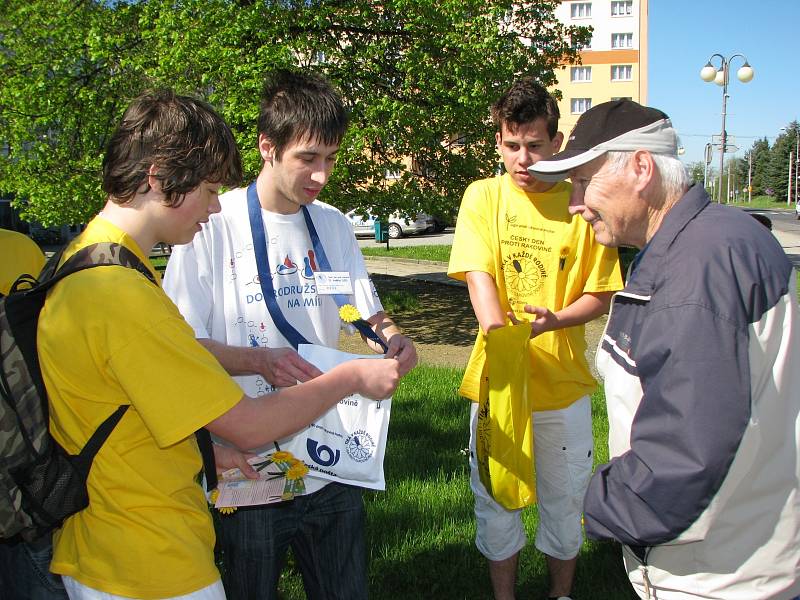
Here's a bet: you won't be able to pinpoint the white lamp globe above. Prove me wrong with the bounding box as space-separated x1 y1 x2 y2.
700 64 717 82
737 64 754 83
714 70 726 86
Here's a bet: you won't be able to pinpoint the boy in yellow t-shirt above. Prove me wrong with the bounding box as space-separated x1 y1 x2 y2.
448 78 623 600
38 91 401 600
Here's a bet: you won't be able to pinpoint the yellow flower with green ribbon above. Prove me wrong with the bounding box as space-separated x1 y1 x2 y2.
339 304 362 323
209 449 310 512
338 304 389 352
287 461 310 480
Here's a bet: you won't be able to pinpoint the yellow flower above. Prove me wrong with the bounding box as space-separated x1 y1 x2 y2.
218 506 237 515
271 451 293 462
339 304 362 323
286 462 309 480
209 489 219 504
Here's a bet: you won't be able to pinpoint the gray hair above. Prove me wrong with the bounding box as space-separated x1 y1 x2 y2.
604 151 689 199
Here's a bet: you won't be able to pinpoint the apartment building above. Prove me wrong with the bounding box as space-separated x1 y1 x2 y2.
553 0 649 135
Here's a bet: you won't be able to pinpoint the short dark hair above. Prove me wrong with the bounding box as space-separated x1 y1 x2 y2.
257 69 349 160
491 77 560 140
103 90 242 207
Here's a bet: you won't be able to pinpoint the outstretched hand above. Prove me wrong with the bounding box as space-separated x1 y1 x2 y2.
507 304 559 338
259 347 323 387
354 357 401 400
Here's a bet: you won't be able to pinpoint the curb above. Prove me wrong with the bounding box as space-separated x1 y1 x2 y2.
362 256 448 268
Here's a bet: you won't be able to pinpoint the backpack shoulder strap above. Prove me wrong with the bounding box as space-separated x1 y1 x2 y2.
38 242 157 292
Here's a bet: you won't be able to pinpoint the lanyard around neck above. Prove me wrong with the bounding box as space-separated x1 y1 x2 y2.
246 182 387 352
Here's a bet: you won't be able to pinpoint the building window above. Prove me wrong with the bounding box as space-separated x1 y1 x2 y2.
570 35 592 51
384 169 402 180
571 98 592 114
611 1 633 16
611 65 633 81
570 66 592 82
611 32 633 48
611 96 633 101
570 2 591 19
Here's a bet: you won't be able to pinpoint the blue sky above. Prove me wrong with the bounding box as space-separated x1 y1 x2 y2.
648 0 799 166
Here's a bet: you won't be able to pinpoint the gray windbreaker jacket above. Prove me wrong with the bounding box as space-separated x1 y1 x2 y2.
585 185 800 599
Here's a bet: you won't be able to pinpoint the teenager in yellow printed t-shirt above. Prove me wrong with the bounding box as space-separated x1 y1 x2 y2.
448 78 623 600
37 91 400 600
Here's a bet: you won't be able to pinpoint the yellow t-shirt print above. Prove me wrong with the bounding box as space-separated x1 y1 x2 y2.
448 173 624 411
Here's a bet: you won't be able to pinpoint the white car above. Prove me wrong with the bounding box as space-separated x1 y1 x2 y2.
345 209 435 239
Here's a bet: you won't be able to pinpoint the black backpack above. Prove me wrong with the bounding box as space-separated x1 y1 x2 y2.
0 242 157 541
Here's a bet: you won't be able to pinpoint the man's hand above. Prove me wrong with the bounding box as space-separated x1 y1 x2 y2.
508 305 559 338
385 333 418 376
351 357 402 400
213 444 259 479
258 347 323 387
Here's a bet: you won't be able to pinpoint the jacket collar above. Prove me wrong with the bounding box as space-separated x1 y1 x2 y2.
623 184 710 296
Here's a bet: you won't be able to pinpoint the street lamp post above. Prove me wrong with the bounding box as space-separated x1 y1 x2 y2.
700 54 754 203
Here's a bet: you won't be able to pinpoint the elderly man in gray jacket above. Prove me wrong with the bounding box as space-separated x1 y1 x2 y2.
529 99 800 600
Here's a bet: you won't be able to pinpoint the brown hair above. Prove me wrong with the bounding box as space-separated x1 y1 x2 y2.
257 69 349 160
491 77 560 140
102 90 242 207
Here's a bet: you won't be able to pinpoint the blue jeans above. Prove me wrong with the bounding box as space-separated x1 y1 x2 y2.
0 533 68 600
218 482 367 600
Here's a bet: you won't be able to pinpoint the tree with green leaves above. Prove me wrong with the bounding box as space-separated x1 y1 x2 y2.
767 121 799 203
686 161 705 187
746 137 771 196
0 0 589 227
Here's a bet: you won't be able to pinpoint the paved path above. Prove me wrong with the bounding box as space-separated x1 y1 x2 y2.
363 256 457 287
364 210 800 284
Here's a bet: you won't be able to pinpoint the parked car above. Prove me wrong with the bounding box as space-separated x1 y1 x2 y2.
795 201 800 220
345 209 435 239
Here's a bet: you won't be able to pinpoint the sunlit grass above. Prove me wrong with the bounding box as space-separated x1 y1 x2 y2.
380 289 421 314
275 366 635 599
361 244 452 263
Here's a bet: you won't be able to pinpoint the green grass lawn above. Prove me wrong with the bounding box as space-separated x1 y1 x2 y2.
361 244 451 263
724 194 796 211
275 366 636 599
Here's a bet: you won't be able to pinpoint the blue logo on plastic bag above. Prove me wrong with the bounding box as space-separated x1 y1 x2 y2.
345 430 375 463
307 439 341 467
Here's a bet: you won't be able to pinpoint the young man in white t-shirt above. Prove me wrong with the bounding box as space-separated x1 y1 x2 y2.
164 69 417 600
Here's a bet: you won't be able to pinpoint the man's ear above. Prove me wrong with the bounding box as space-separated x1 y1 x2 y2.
550 131 565 153
495 131 502 153
258 133 275 165
631 150 656 192
146 164 161 192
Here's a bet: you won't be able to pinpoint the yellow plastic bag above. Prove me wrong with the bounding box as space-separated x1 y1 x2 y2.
475 323 536 510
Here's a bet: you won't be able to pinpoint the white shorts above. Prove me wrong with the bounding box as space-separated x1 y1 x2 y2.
63 576 226 600
469 395 593 562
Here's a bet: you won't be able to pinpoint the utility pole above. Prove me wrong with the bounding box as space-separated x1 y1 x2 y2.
788 150 794 207
703 142 712 192
748 151 752 203
727 160 732 203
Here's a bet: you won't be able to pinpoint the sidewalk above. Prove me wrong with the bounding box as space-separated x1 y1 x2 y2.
365 227 800 283
362 256 459 287
770 228 800 270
